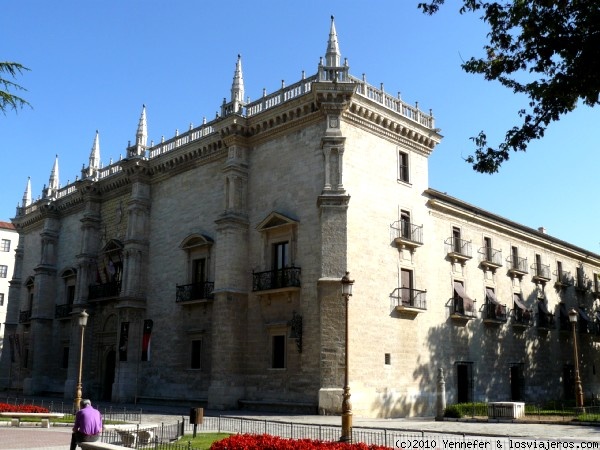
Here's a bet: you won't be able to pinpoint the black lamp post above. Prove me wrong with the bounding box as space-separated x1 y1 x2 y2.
340 271 354 443
74 309 89 412
568 308 584 409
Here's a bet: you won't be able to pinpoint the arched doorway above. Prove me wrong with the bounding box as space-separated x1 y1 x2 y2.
102 350 116 401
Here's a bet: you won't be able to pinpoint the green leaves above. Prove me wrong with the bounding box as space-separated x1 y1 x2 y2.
419 1 600 173
0 61 31 114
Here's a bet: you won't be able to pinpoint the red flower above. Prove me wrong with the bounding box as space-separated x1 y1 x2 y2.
210 433 391 450
0 402 50 413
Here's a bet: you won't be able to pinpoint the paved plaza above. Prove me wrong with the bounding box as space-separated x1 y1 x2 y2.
1 403 600 450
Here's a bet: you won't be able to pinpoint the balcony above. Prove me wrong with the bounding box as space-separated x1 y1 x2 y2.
55 303 73 319
445 237 472 263
537 301 555 330
482 302 508 324
554 271 573 289
88 281 121 300
512 307 532 328
391 220 423 250
252 267 301 293
176 281 215 303
507 256 528 277
450 297 476 320
479 247 503 270
391 287 427 317
575 275 592 293
531 263 551 283
19 309 31 323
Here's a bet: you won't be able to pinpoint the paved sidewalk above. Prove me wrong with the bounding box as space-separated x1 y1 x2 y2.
2 401 600 449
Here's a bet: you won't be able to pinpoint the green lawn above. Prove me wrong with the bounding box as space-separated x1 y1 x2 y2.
177 433 231 449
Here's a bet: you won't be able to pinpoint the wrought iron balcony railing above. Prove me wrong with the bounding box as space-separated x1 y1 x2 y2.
88 281 121 300
537 302 555 329
507 256 528 274
512 307 532 326
55 303 73 319
554 271 573 287
482 302 507 322
391 221 423 245
531 263 551 281
390 287 427 310
479 247 503 267
176 281 215 302
445 237 472 260
19 309 31 323
252 267 301 292
450 297 476 318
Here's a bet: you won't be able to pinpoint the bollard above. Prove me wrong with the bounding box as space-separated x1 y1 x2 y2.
436 368 446 421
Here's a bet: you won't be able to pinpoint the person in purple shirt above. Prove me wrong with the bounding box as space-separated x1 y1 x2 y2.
70 399 103 450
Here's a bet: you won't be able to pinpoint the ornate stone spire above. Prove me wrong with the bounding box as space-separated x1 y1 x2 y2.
22 177 31 207
231 54 245 105
49 155 59 191
89 130 100 171
136 105 148 148
325 16 341 67
318 16 349 82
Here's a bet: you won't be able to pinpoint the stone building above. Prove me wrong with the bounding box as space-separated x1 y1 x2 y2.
1 18 599 417
0 220 17 357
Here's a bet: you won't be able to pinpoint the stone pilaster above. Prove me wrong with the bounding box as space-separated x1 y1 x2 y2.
208 132 249 409
24 204 60 395
0 232 24 389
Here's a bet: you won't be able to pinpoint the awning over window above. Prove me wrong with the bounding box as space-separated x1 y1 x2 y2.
513 293 527 311
486 287 500 305
454 281 474 313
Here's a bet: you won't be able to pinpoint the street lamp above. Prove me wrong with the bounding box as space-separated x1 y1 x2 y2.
340 271 354 443
568 308 584 409
74 309 89 412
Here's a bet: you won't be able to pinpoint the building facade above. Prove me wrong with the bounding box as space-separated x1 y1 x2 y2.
1 19 599 417
0 221 17 358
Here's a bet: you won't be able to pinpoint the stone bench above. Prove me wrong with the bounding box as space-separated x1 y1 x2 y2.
0 411 65 428
487 401 525 419
107 424 157 447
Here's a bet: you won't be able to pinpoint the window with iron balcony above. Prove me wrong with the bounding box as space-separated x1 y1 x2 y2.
483 287 507 323
531 254 551 283
391 211 423 250
445 227 472 263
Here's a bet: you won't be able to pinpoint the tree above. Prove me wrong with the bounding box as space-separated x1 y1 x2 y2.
418 1 600 173
0 62 31 114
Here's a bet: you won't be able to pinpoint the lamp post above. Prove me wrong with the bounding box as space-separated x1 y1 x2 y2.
340 271 354 443
568 308 584 410
74 309 89 412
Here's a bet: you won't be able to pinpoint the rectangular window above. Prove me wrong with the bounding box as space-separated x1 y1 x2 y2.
0 293 4 306
384 353 391 365
271 334 286 369
400 210 411 239
67 285 76 305
272 242 289 270
1 239 10 252
191 339 202 369
192 258 206 284
452 227 461 253
0 265 7 278
483 237 492 260
398 151 409 183
400 268 414 306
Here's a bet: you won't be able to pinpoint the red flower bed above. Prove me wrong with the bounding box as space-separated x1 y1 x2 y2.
210 434 391 450
0 402 50 413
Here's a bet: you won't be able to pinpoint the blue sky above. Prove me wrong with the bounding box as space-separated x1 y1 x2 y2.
1 1 598 254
